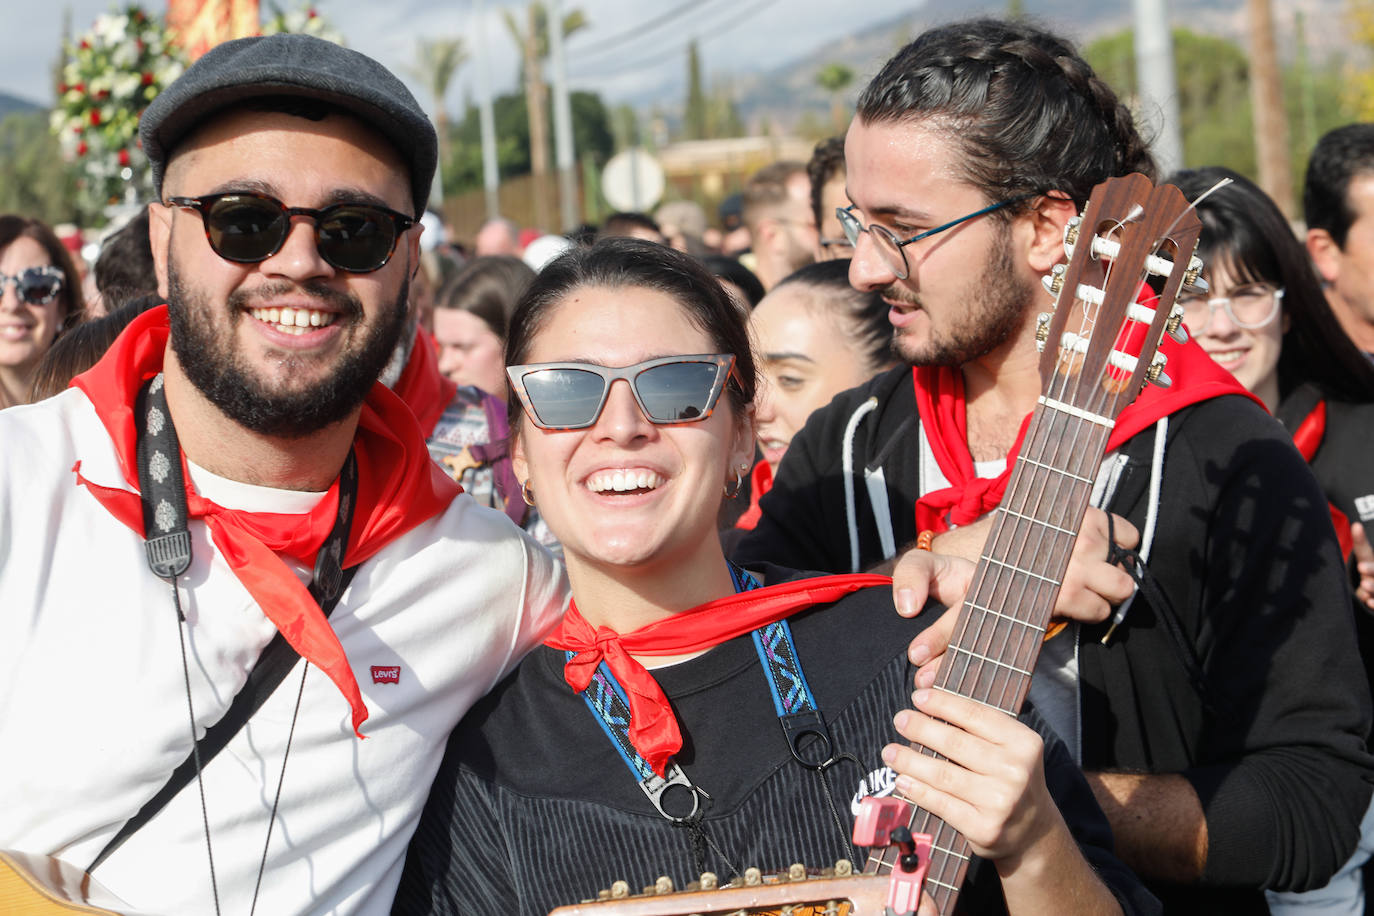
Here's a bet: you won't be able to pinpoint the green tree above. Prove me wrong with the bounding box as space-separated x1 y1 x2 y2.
502 3 589 229
815 62 854 132
442 90 612 198
684 41 707 141
0 112 79 224
1086 26 1351 193
406 38 468 169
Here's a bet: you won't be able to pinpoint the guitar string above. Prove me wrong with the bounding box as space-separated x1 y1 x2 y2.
894 203 1185 900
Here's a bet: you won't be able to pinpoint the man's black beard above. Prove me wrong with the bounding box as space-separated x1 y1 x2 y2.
888 219 1033 368
166 263 409 438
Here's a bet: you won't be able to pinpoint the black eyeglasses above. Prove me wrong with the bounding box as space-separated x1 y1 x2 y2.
507 354 737 430
165 191 416 273
0 266 64 305
837 193 1039 280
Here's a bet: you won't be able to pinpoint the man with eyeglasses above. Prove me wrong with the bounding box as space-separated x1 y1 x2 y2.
0 34 566 916
736 18 1372 914
740 160 819 290
806 135 854 262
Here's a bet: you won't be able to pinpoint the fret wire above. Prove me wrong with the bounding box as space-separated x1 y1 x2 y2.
1013 454 1096 485
933 684 1016 715
979 556 1061 585
995 508 1077 537
947 645 1033 677
960 602 1043 631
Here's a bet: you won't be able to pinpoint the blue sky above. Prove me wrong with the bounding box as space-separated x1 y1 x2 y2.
3 0 928 112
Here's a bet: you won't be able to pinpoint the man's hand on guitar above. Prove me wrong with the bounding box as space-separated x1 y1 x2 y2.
884 689 1123 916
899 509 1139 688
1352 522 1374 612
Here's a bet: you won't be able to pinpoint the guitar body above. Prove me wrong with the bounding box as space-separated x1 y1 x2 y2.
0 852 128 916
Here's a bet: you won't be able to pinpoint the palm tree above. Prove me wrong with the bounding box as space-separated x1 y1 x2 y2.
503 2 588 230
407 37 468 177
816 62 854 132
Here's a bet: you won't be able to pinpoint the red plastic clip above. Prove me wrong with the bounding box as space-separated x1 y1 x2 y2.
853 796 932 916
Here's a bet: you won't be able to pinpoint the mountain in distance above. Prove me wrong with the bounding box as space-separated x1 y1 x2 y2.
635 0 1350 134
0 91 43 120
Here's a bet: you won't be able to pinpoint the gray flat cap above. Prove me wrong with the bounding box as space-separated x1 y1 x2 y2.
140 33 436 216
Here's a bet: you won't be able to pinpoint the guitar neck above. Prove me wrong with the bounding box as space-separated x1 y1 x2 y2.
864 402 1114 912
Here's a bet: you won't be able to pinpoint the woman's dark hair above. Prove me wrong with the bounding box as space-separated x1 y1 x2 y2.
771 259 893 373
0 214 85 324
700 255 765 309
506 238 758 426
28 295 159 401
1169 166 1374 404
856 17 1155 212
433 255 536 340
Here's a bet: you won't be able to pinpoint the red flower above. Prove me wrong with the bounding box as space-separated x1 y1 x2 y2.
118 149 131 167
72 82 85 93
308 8 318 17
73 125 83 134
77 141 88 156
89 109 101 126
80 39 90 50
141 72 154 86
95 89 109 100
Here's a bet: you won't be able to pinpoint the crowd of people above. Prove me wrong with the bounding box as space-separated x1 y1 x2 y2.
3 14 1374 916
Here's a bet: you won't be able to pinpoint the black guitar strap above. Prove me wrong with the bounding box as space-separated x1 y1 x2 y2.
88 374 359 873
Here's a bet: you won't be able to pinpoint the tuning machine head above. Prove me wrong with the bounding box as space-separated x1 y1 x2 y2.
1145 351 1172 388
1042 263 1067 297
1035 312 1052 352
1063 215 1082 256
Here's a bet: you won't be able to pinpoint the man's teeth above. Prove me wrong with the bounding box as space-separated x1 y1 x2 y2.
249 306 338 334
586 470 663 493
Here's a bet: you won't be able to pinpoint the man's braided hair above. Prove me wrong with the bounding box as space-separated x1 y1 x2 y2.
856 18 1156 212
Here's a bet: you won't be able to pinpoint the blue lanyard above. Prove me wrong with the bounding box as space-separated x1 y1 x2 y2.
570 565 838 822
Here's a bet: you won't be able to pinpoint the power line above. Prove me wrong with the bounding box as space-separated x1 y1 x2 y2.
568 0 782 80
569 0 727 62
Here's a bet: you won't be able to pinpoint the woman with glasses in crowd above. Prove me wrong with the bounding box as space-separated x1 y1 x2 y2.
1171 166 1374 915
0 215 84 408
394 238 1157 916
1170 167 1374 609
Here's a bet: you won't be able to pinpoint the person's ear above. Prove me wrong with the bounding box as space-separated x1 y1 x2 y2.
149 201 173 299
729 402 757 475
1024 193 1078 275
511 432 528 486
1307 228 1342 286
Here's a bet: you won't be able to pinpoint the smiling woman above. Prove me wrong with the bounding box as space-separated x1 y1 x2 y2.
394 238 1157 916
0 215 84 409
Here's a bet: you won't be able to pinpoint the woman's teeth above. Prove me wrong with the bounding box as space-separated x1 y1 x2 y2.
586 470 663 493
250 306 338 335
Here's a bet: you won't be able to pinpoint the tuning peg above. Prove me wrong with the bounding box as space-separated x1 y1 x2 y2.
1182 255 1205 290
834 859 854 877
1063 216 1082 255
1035 312 1052 353
1042 263 1067 296
609 880 630 899
652 876 674 895
699 872 718 890
1166 304 1189 344
1146 352 1172 387
744 867 763 886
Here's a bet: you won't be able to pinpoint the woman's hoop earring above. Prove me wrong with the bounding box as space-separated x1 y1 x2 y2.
521 480 536 507
723 465 746 499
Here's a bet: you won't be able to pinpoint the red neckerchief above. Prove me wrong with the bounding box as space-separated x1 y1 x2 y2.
1290 397 1354 559
914 294 1261 534
69 306 461 737
734 460 773 530
545 572 891 776
392 326 457 439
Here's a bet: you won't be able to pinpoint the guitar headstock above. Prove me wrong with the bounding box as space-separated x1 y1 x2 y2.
1035 172 1204 418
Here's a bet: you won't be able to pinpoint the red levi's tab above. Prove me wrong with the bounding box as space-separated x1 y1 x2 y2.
391 326 457 439
546 572 892 776
69 306 461 737
371 665 402 685
913 285 1262 535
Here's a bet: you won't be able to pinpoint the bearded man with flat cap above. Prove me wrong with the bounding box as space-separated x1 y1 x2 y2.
0 34 566 916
